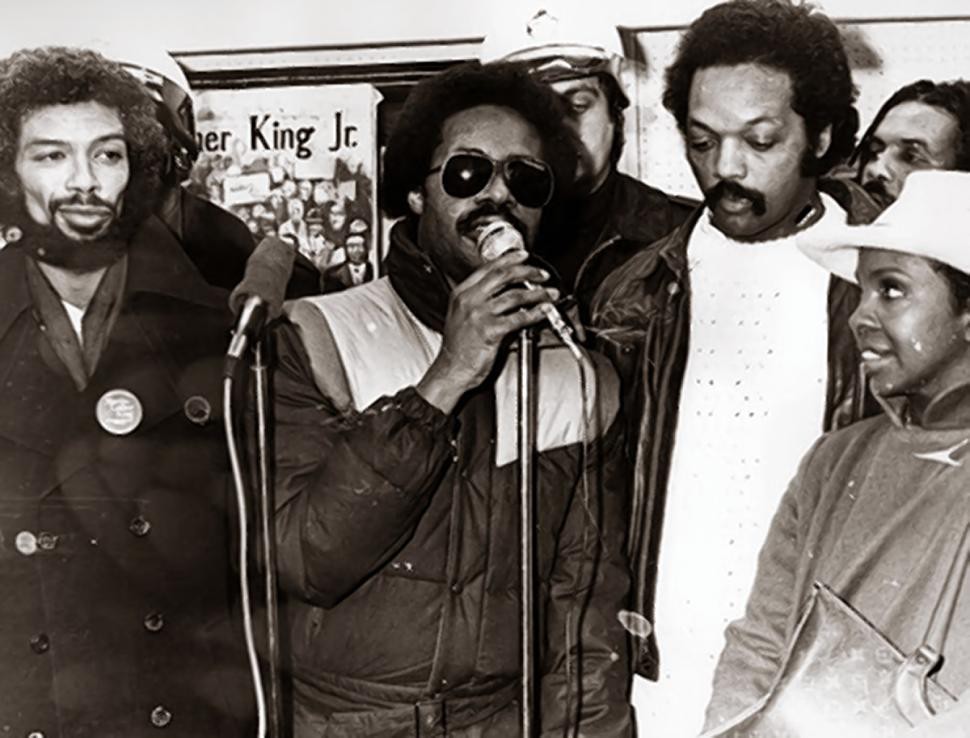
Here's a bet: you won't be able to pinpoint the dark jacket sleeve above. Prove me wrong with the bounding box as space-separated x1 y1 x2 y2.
541 357 633 737
271 321 454 608
703 439 825 731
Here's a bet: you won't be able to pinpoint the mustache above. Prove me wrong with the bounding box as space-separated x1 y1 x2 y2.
457 203 528 241
704 181 767 216
50 193 117 214
862 179 895 208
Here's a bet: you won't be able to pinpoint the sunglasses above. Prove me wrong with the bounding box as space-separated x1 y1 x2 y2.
428 153 555 209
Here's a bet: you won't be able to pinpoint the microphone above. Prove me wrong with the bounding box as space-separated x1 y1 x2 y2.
477 221 582 360
225 236 296 374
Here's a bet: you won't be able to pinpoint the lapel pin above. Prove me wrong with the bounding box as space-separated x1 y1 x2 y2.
96 389 143 436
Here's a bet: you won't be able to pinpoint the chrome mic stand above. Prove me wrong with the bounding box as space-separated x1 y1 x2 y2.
253 341 284 738
517 327 539 738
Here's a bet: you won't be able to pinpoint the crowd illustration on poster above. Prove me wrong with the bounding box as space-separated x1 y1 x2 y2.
188 83 382 293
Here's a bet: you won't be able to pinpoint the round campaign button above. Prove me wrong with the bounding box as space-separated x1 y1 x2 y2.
15 531 38 556
96 389 144 436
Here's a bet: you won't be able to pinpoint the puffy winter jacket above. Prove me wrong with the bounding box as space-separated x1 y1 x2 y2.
271 221 633 737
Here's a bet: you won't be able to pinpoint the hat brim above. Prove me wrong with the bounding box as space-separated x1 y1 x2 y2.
797 220 968 284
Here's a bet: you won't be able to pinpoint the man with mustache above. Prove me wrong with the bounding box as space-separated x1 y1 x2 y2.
0 47 252 735
272 61 632 736
854 78 970 207
589 1 882 734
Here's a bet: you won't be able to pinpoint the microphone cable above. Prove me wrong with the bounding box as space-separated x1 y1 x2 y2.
224 374 268 738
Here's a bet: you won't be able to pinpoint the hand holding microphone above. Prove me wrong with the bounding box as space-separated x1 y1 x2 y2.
477 221 582 361
415 229 560 414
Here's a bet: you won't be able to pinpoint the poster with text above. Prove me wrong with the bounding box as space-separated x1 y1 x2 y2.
188 83 383 293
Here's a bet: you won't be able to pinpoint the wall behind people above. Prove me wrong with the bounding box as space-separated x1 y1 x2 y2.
6 0 968 53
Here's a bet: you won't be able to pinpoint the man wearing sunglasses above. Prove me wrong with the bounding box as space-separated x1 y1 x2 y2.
481 8 695 317
270 62 632 736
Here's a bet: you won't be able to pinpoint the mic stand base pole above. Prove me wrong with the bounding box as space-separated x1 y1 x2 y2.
254 341 284 738
518 328 539 738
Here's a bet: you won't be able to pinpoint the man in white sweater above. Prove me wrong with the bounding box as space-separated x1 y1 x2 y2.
590 1 882 734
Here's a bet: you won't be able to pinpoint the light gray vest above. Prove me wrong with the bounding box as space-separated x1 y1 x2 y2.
284 277 616 466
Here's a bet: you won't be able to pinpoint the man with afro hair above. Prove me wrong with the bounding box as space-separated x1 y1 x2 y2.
0 46 253 736
271 61 633 736
590 1 883 733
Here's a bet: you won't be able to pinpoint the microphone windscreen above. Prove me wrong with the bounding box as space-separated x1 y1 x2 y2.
229 236 296 319
477 221 525 262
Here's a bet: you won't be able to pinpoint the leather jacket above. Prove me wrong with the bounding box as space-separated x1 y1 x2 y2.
588 178 883 679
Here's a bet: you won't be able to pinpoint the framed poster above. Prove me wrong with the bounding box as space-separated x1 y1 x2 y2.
187 83 383 293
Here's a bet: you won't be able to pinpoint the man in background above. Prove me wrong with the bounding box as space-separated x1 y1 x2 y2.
321 231 372 292
96 40 321 295
481 6 694 316
854 78 970 206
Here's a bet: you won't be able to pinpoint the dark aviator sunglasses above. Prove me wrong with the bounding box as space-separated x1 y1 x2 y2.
427 153 555 209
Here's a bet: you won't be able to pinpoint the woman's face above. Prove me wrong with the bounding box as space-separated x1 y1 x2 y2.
850 248 970 410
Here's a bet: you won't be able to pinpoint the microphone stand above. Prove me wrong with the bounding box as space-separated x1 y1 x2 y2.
518 327 539 738
253 340 284 738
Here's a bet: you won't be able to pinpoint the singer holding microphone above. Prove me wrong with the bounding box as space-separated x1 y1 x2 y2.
271 62 632 736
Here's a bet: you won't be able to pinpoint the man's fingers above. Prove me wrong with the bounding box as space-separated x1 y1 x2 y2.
489 286 559 316
494 303 554 334
453 250 528 293
454 255 549 300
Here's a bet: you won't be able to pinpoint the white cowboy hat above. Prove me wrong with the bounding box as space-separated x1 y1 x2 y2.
797 170 970 283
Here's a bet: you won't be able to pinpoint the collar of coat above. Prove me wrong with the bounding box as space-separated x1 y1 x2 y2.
0 214 226 341
384 218 453 334
601 169 699 246
877 382 970 431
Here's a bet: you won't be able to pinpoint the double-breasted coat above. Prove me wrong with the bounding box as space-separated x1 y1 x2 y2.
0 218 253 737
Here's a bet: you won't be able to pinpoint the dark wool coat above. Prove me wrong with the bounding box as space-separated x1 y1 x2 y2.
0 218 253 737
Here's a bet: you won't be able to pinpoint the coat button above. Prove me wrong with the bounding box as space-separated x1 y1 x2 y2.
15 531 37 556
129 516 151 537
36 532 58 551
144 612 165 633
183 395 212 426
449 582 463 594
150 705 172 728
29 633 50 654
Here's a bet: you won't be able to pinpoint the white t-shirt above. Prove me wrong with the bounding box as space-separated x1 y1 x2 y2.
633 193 846 737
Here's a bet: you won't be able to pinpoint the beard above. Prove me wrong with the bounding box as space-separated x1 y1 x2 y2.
3 178 159 272
21 218 129 271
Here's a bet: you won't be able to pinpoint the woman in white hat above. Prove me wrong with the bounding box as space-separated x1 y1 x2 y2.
704 170 970 737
